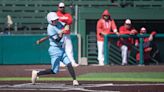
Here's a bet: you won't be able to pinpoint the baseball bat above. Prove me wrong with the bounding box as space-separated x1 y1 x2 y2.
36 23 68 45
36 36 49 45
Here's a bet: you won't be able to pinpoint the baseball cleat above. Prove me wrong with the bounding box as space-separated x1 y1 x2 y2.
73 80 79 86
99 63 105 66
72 63 79 67
31 70 39 85
99 61 105 66
122 63 128 66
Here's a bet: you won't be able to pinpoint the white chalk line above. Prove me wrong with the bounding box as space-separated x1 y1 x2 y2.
24 69 67 72
114 83 164 86
12 83 32 87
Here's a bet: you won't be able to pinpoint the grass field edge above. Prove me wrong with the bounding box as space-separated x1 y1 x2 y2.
0 77 164 83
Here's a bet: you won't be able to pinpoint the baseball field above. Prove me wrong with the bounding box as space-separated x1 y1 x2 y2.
0 65 164 92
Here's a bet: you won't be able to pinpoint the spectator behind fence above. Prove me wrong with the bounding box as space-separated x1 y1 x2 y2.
56 2 79 67
135 27 157 65
96 9 119 66
3 15 13 35
117 19 137 65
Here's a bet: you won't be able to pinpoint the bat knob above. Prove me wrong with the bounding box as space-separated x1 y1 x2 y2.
36 40 40 45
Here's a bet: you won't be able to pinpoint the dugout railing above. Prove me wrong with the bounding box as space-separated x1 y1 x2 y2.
104 34 164 65
87 34 137 65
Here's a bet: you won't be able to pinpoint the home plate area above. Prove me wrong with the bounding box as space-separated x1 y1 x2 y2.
0 82 164 92
0 82 115 92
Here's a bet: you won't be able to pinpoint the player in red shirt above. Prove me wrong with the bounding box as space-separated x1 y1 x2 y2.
96 9 119 66
117 19 137 65
56 2 78 67
135 27 156 64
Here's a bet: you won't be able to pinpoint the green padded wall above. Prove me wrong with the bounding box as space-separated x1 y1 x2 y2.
0 34 78 65
0 36 3 64
1 35 49 64
70 34 78 63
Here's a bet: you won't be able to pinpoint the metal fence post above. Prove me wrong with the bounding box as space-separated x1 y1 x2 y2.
139 37 144 65
104 35 109 65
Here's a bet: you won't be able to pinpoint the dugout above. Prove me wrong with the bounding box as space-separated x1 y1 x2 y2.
77 2 164 64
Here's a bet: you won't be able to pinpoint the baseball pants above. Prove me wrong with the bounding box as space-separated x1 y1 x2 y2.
49 46 70 73
120 45 130 65
97 41 105 65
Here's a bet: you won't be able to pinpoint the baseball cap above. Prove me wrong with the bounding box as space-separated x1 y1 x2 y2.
140 27 146 33
58 2 65 7
125 19 131 24
141 27 146 31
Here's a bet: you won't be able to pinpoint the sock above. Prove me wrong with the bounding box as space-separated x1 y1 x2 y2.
67 63 76 80
37 69 54 76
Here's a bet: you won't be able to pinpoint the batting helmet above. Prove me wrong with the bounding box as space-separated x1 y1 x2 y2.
47 12 59 24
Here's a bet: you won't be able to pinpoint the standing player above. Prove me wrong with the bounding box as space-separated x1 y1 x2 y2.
117 19 137 65
31 12 79 86
56 2 79 67
96 9 119 66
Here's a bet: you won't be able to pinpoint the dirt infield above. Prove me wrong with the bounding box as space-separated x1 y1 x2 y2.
0 65 164 92
0 65 164 77
0 81 164 92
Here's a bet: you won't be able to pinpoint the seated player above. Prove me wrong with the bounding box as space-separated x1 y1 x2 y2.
135 27 156 65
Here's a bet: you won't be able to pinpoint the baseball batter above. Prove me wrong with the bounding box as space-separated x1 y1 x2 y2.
31 12 79 86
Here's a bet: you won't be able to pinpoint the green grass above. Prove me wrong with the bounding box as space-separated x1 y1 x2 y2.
0 72 164 82
78 72 164 82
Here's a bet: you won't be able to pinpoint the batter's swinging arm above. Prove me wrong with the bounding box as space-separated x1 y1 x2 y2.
36 22 69 45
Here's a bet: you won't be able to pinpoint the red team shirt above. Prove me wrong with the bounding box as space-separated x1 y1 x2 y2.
96 10 117 41
56 11 73 34
117 25 136 49
136 31 157 61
